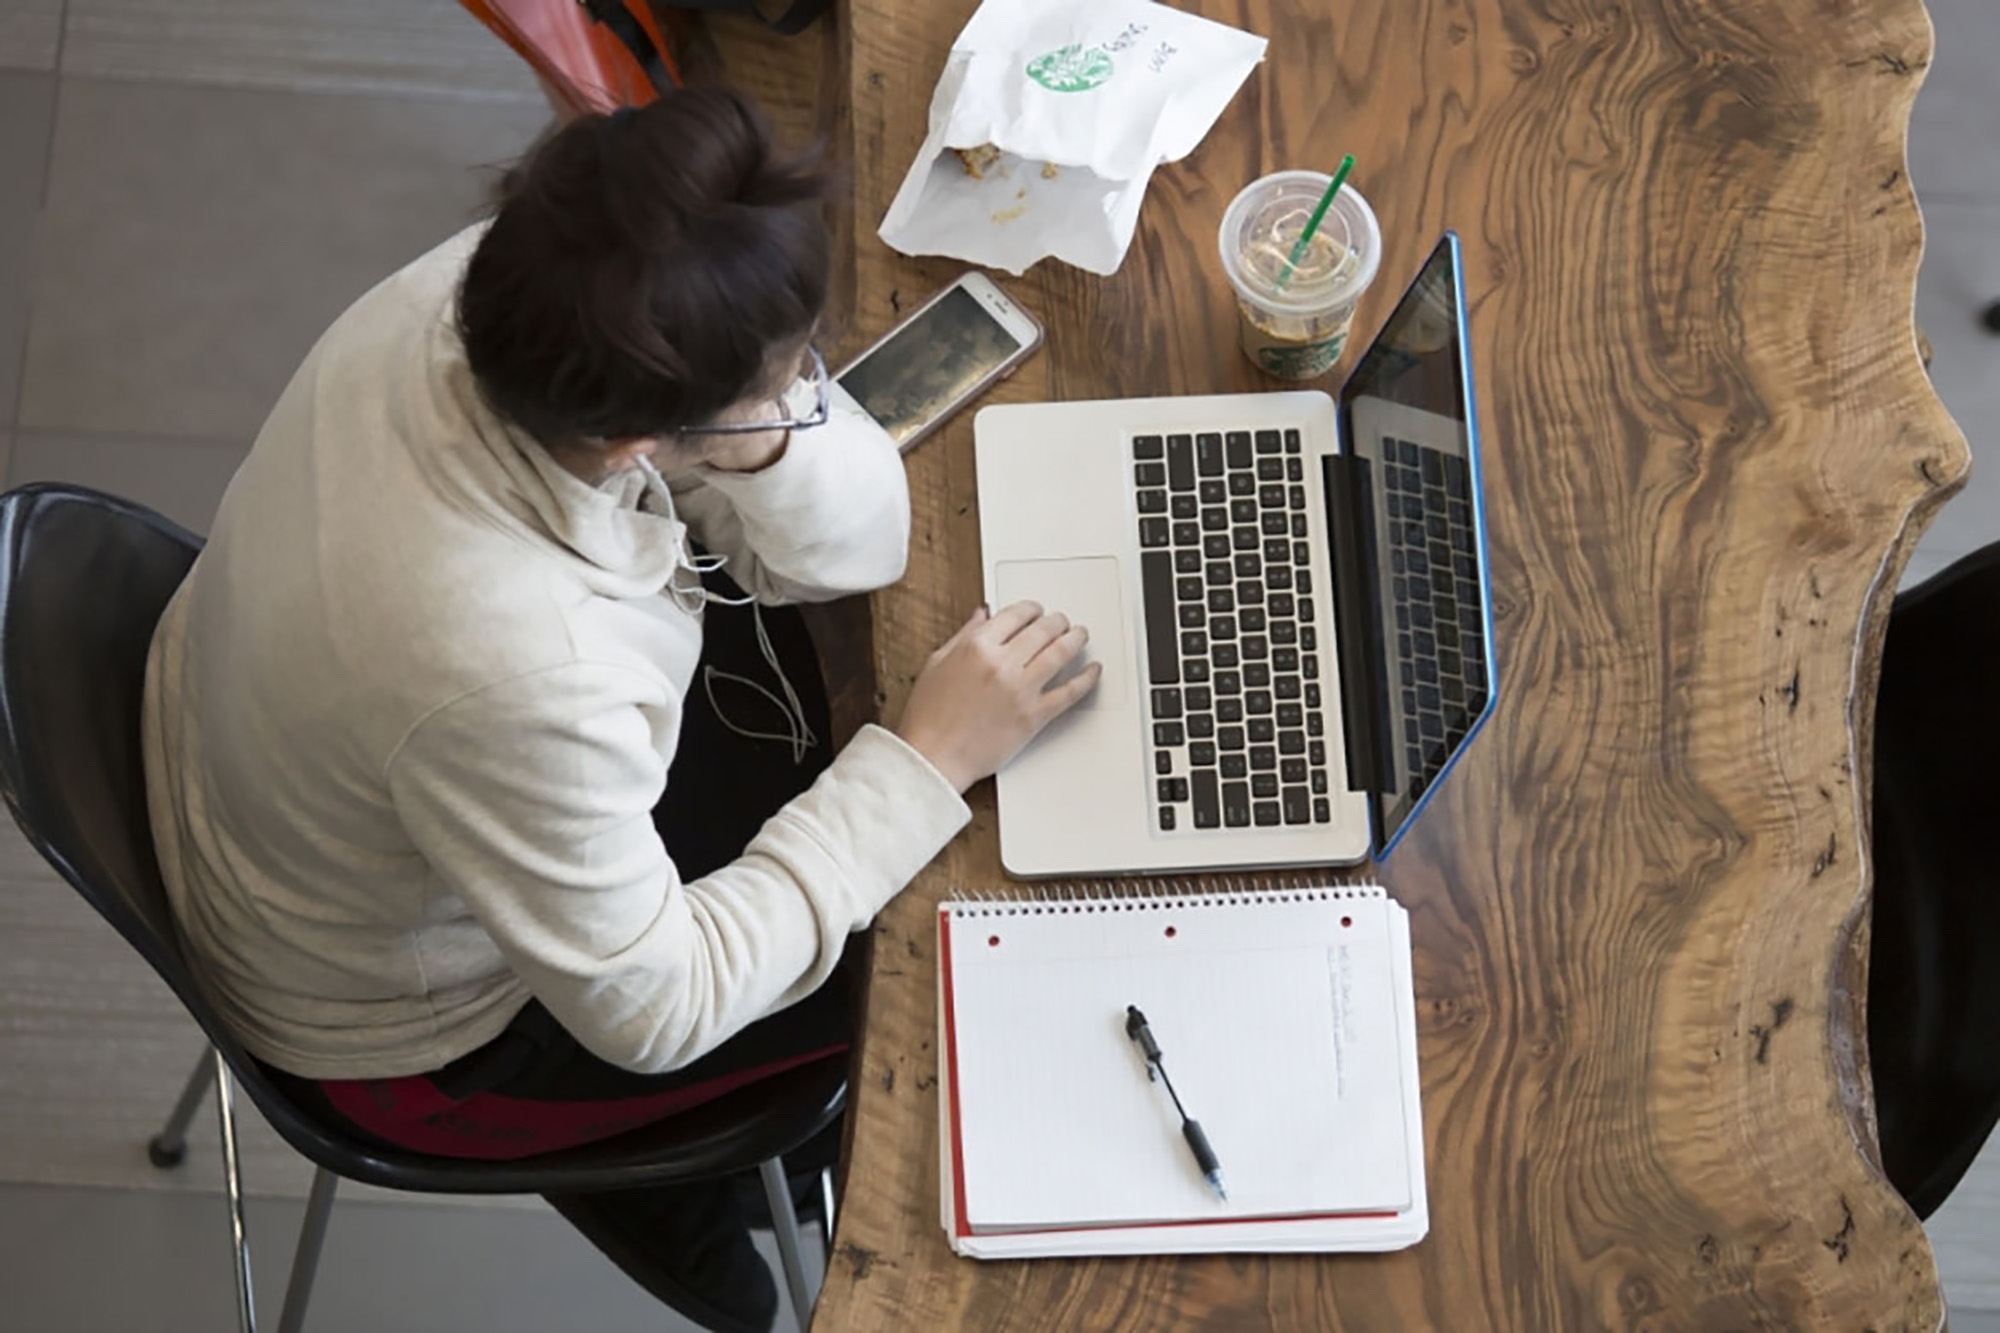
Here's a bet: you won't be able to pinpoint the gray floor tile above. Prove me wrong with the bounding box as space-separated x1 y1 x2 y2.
1902 197 2000 588
0 1180 825 1333
1931 1128 2000 1312
1909 0 2000 207
7 429 247 534
1906 547 1966 591
0 70 55 426
19 77 548 442
64 0 544 102
0 1 61 72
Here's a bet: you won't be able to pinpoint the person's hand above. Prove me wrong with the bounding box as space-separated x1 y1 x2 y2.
894 601 1102 793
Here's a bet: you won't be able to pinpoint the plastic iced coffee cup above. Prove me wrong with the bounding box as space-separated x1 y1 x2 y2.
1218 171 1382 381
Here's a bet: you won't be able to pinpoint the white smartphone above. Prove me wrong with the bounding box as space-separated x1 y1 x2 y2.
831 272 1044 453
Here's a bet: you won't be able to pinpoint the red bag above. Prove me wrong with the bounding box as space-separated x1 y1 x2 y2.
459 0 681 115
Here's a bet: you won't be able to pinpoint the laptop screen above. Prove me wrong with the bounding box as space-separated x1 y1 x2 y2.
1328 236 1493 854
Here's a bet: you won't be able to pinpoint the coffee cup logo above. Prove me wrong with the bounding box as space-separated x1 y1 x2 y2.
1026 44 1115 93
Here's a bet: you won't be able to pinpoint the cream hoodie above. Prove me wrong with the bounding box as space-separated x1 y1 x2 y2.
142 225 969 1079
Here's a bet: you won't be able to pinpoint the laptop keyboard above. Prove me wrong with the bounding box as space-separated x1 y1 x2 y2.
1379 435 1488 792
1134 429 1333 833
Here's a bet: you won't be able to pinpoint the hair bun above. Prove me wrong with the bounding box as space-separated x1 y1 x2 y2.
460 87 831 446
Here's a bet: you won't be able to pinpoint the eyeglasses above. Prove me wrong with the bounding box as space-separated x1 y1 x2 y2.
676 345 830 438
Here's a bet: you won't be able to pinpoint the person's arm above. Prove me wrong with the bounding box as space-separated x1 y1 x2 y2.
386 663 969 1073
666 404 910 605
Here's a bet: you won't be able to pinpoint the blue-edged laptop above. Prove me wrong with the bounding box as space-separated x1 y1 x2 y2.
974 234 1495 876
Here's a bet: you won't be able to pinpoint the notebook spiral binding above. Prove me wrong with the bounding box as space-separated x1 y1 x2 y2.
944 876 1384 917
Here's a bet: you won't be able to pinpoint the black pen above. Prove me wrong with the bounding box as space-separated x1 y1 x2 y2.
1124 1004 1227 1202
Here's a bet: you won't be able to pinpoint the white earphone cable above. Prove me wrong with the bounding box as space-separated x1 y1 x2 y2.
637 455 818 764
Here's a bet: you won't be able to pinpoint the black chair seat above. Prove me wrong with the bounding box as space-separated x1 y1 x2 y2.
1869 542 2000 1219
0 477 844 1326
0 482 843 1194
256 1056 845 1195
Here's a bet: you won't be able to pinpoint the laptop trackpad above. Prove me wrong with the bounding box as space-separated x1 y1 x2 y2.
993 557 1131 711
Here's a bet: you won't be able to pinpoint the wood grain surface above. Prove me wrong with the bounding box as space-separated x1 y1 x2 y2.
809 0 1971 1328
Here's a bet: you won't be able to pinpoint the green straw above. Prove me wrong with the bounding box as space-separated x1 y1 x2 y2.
1275 153 1355 291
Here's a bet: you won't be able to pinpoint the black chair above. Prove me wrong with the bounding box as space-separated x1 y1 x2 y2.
1869 542 2000 1219
0 484 842 1332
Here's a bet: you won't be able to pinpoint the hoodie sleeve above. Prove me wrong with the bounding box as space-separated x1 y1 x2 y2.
386 662 968 1073
667 403 910 605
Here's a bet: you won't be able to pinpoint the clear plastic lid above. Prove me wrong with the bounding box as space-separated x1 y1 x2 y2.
1219 172 1383 316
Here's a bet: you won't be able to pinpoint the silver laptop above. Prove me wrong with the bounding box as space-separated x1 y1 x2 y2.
975 235 1495 877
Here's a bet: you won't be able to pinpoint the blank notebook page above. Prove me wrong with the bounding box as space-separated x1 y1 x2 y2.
943 888 1412 1232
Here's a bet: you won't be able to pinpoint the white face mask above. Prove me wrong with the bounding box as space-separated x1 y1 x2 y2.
632 454 818 765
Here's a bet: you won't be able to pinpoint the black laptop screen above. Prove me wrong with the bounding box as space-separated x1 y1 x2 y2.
1330 238 1490 853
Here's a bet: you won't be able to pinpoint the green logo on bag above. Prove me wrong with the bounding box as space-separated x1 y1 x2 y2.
1026 44 1115 93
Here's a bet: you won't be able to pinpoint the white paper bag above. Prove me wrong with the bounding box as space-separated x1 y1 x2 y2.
880 0 1267 277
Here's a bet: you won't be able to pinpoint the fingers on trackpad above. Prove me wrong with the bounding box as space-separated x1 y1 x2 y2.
992 557 1130 710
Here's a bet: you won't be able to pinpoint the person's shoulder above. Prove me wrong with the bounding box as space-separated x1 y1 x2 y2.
362 222 490 316
399 560 673 709
311 222 491 365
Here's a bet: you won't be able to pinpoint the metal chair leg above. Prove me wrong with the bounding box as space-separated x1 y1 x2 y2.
215 1051 258 1333
758 1157 814 1333
276 1167 337 1333
148 1049 214 1168
819 1166 836 1247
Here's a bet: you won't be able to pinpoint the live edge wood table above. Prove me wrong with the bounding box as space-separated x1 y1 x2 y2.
809 0 1969 1327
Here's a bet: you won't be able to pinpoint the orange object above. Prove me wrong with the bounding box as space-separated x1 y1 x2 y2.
459 0 681 115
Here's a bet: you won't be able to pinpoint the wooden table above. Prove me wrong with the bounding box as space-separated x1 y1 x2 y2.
809 0 1970 1326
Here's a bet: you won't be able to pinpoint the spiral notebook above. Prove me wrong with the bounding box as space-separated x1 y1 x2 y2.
937 883 1428 1259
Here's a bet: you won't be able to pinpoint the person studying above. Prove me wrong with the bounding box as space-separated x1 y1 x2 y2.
139 87 1096 1333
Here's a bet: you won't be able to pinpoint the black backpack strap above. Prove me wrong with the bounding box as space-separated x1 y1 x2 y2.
578 0 679 94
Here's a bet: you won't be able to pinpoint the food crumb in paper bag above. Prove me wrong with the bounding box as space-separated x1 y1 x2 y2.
954 144 1005 179
880 0 1267 276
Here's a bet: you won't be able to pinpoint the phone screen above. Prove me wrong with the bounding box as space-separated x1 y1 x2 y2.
837 286 1028 446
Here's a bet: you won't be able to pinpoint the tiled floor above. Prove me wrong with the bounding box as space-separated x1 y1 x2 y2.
1902 1 2000 588
59 0 542 101
0 1180 824 1333
0 69 52 426
0 0 1996 1328
20 77 539 441
2 64 544 529
0 0 59 72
